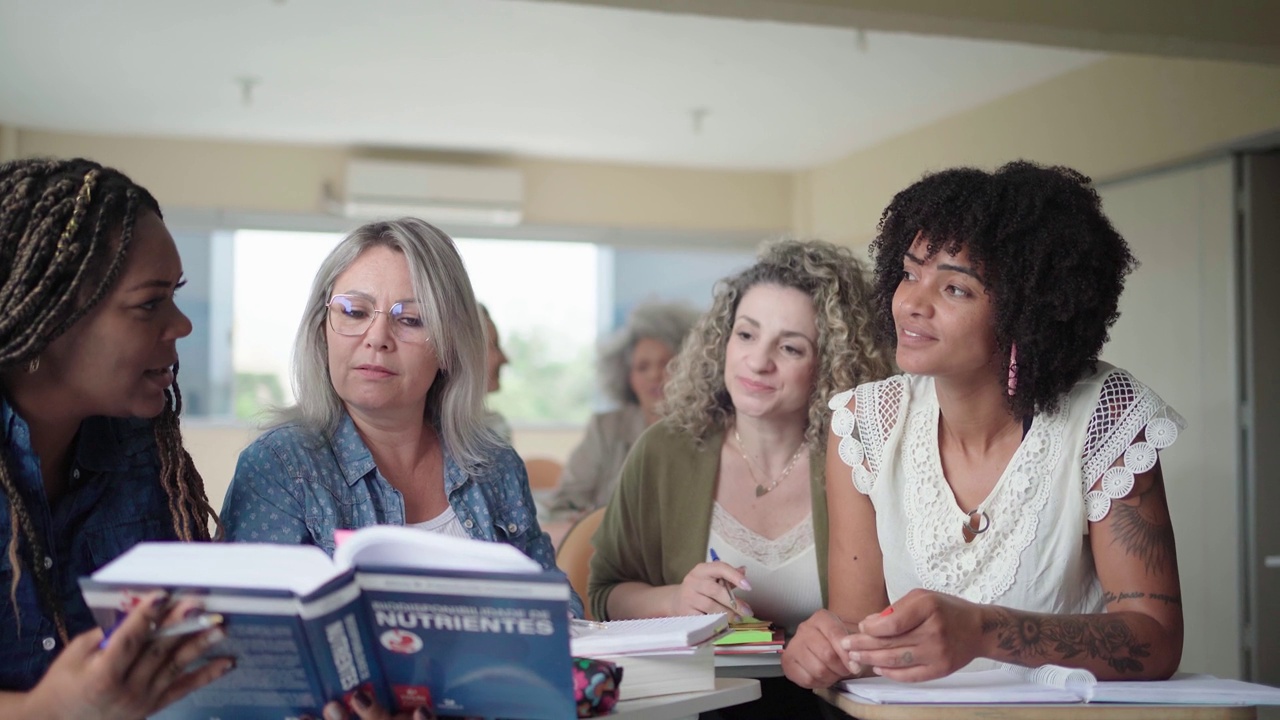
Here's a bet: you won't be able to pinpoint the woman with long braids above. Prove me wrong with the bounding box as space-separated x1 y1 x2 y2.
0 158 232 716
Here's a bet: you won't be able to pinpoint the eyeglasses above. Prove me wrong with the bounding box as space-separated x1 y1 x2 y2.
326 294 430 344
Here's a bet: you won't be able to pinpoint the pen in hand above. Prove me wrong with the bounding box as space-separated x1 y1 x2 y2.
153 612 225 639
99 611 225 650
707 548 741 614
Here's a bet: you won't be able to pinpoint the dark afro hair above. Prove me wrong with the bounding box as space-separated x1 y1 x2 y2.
868 160 1137 418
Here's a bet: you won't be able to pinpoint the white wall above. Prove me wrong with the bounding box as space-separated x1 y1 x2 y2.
1097 157 1240 677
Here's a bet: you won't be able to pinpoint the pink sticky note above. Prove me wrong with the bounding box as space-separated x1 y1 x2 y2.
334 529 355 547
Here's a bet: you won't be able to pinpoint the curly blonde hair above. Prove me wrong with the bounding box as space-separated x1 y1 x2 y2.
663 239 894 448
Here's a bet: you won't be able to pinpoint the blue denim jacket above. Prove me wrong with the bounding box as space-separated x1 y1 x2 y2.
0 399 177 691
223 413 583 617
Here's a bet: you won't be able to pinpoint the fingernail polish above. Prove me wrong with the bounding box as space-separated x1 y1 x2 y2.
880 606 894 616
204 628 226 645
850 651 861 662
738 579 752 591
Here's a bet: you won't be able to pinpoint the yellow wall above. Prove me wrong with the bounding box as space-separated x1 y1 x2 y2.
11 130 792 237
802 55 1280 246
14 55 1280 248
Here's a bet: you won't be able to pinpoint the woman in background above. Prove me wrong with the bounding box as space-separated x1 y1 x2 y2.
590 239 892 718
540 301 699 531
478 303 512 443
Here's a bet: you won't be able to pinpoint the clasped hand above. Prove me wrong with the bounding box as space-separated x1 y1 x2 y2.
841 588 986 682
784 589 987 688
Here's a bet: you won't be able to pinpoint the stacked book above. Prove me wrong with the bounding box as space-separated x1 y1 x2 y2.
713 616 784 656
570 614 729 700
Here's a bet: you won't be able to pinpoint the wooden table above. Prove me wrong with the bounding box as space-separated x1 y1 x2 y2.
612 677 761 719
815 687 1258 720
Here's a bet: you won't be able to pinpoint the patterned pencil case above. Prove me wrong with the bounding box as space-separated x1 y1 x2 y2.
571 656 623 717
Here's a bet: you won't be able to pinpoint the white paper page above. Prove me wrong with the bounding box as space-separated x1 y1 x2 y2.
1089 673 1280 705
90 542 339 596
333 525 540 573
838 669 1083 705
570 614 729 656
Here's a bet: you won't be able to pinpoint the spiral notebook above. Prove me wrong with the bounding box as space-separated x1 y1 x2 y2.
569 614 729 656
839 664 1280 706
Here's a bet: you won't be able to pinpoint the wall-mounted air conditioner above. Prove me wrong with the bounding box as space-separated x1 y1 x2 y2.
331 159 524 227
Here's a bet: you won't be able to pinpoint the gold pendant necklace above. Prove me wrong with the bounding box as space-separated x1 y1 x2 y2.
732 428 807 497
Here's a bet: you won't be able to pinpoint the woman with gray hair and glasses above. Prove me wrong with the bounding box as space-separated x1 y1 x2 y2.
540 302 699 532
221 217 581 602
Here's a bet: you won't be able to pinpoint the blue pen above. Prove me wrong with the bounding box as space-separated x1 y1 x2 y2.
707 547 739 613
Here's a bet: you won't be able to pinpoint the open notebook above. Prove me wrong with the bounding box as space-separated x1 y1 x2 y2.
839 664 1280 706
570 614 729 656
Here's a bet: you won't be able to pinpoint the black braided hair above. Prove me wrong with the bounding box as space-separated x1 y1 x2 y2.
0 157 221 642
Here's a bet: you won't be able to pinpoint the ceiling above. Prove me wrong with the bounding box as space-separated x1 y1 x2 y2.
0 0 1101 171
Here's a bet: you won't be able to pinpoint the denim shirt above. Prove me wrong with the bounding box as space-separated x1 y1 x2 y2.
0 399 176 691
222 413 583 618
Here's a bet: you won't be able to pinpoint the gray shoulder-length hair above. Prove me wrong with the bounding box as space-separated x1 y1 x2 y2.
271 218 499 473
597 301 701 406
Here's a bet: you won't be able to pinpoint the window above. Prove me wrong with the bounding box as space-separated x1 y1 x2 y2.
173 227 752 426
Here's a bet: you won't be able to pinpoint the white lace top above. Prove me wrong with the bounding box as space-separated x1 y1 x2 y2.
707 503 822 634
828 362 1185 615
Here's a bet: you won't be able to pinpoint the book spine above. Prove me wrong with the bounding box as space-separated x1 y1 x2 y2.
300 573 389 710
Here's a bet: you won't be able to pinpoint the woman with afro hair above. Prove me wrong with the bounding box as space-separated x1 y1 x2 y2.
783 161 1186 688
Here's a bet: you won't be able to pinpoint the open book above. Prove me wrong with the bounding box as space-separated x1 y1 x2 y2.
840 664 1280 706
81 527 575 720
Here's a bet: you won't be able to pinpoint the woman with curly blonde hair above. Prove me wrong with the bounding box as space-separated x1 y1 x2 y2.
589 239 892 718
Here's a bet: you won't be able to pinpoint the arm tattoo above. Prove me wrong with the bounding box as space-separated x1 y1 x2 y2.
1102 590 1182 606
983 609 1151 674
1109 493 1177 576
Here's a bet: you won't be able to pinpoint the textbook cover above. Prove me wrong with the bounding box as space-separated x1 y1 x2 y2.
79 529 575 720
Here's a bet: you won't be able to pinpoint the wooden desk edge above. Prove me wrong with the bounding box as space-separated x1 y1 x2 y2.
814 687 1258 720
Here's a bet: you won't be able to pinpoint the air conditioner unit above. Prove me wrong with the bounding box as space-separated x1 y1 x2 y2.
333 159 524 227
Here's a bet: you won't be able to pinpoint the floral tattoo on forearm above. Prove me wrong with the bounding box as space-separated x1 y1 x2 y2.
982 610 1152 674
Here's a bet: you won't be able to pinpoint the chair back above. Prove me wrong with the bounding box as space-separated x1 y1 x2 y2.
555 506 606 620
523 457 563 492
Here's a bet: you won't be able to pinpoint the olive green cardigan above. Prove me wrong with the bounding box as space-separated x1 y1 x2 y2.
587 419 830 621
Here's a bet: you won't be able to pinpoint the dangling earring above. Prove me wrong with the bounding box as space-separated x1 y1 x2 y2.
1007 343 1018 397
26 357 40 374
